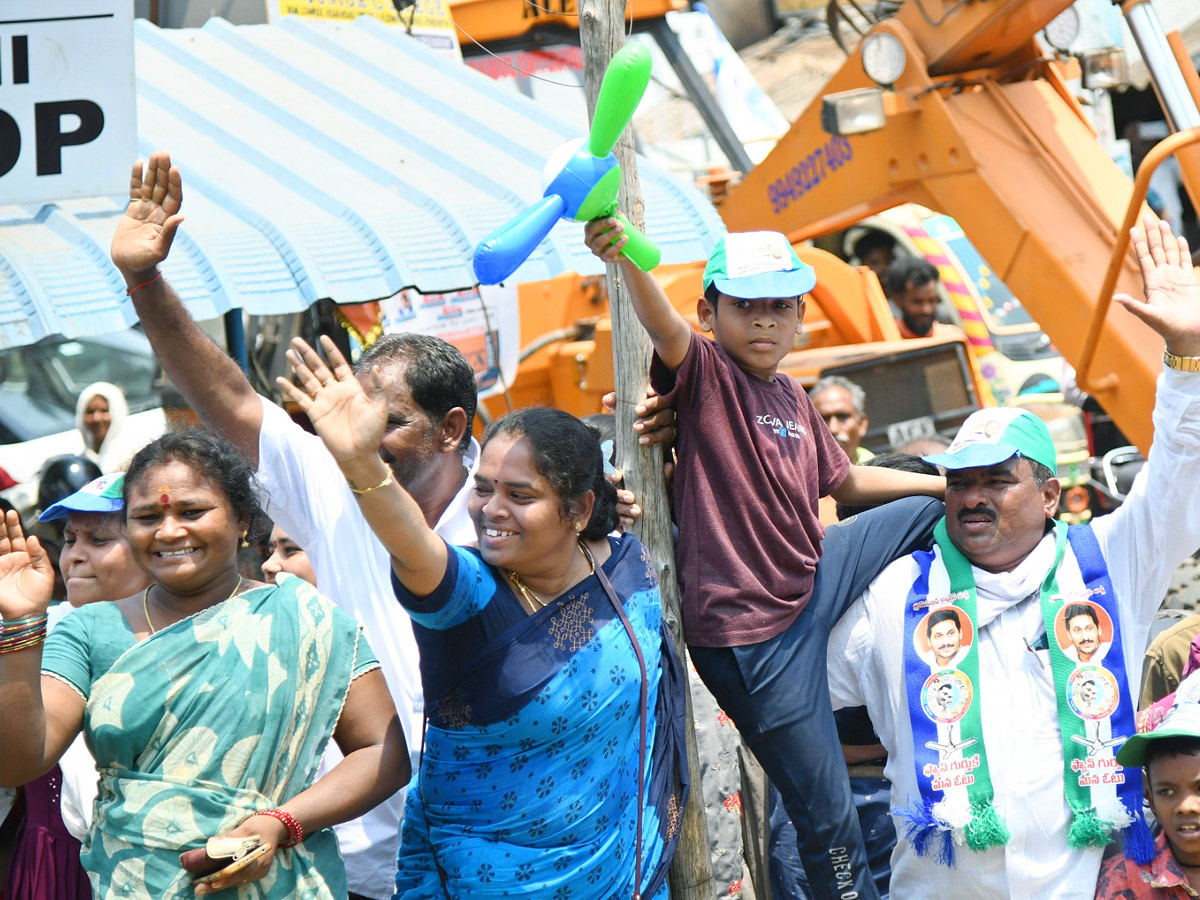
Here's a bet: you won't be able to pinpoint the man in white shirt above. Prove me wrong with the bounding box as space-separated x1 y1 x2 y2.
828 218 1200 900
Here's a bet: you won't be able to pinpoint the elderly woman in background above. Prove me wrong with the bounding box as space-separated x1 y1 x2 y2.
281 336 688 900
74 384 165 474
0 430 408 899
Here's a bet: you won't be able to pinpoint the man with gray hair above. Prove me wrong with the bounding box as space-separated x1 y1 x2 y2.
811 376 873 464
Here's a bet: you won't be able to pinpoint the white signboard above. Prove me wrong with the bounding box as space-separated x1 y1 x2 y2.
0 1 137 204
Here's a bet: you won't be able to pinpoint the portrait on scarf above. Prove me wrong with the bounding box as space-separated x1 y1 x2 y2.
1055 600 1114 667
914 607 974 672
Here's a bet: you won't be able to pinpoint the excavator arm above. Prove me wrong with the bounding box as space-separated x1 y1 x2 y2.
720 0 1200 453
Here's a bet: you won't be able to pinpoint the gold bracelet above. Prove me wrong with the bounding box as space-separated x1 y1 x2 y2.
347 469 394 495
1164 349 1200 372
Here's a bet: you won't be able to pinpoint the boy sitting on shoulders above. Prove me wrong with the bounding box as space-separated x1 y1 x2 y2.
585 221 944 900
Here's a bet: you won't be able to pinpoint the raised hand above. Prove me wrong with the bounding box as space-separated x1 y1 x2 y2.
277 336 388 467
0 510 55 621
110 151 185 278
1115 216 1200 357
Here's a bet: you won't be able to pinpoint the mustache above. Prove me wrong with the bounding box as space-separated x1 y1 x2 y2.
958 505 996 523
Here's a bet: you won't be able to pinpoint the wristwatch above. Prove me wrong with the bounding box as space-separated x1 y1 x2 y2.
1164 349 1200 372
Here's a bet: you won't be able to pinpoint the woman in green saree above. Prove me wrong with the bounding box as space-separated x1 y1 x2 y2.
0 430 409 899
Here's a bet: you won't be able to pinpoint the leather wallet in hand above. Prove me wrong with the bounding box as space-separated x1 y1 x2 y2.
179 835 264 877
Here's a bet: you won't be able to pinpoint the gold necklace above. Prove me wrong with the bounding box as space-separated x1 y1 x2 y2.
507 542 596 613
143 575 243 635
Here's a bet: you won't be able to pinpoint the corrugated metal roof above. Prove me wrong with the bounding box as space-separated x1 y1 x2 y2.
0 16 725 349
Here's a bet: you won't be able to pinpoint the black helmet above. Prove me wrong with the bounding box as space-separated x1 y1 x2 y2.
37 455 102 514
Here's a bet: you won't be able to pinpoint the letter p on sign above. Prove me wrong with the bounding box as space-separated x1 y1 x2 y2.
0 1 136 204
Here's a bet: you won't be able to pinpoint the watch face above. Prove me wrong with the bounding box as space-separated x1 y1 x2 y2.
861 32 906 86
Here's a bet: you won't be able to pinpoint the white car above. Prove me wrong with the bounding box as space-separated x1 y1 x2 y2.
0 331 166 501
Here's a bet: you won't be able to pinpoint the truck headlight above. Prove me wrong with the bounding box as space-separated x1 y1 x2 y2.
821 88 886 137
1080 48 1129 91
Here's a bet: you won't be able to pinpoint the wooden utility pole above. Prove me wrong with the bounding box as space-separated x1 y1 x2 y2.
575 6 713 900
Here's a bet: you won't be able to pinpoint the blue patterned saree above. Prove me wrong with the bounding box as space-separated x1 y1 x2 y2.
42 578 372 900
393 533 688 900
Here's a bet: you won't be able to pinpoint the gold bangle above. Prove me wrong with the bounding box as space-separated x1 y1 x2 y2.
347 469 394 495
1164 349 1200 372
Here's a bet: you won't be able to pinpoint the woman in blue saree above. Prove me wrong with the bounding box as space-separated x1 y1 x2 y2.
280 336 689 900
0 430 410 899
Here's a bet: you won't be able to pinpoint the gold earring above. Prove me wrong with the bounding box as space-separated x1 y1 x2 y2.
575 522 584 533
239 530 250 548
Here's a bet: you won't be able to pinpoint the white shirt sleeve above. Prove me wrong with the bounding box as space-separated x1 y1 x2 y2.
1092 369 1200 672
254 396 351 550
828 593 873 710
59 734 99 841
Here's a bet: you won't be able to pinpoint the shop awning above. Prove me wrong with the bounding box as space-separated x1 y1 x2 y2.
0 15 724 349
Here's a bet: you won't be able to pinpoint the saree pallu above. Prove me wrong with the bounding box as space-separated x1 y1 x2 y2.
395 535 689 900
81 580 361 900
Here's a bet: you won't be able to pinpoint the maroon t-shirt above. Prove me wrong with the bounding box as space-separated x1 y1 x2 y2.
652 333 849 647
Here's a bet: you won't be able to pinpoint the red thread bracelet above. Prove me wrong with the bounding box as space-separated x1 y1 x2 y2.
125 271 163 296
257 808 303 848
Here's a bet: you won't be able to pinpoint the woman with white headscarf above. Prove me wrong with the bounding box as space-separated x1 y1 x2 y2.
74 383 164 474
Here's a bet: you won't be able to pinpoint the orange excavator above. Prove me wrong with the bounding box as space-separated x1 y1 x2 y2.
461 0 1200 469
718 0 1200 456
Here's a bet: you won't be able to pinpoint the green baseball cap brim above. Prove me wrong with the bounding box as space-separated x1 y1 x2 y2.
703 232 816 300
1117 719 1200 767
923 408 1057 473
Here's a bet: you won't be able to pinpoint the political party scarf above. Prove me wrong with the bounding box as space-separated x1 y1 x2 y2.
897 519 1154 867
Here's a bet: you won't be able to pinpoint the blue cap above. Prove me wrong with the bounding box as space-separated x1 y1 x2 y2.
39 473 125 521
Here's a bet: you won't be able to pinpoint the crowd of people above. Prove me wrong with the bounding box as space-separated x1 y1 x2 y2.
0 146 1198 900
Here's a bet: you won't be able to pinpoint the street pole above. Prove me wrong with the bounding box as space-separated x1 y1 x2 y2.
575 4 713 899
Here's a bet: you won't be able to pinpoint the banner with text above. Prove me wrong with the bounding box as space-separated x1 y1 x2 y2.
379 284 518 400
265 0 462 61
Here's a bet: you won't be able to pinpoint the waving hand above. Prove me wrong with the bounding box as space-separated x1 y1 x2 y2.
277 336 388 467
0 511 55 621
110 151 185 278
1115 216 1200 357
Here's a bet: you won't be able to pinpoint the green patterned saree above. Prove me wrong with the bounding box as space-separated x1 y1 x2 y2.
77 579 365 899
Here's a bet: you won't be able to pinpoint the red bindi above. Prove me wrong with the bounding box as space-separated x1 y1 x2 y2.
157 487 170 506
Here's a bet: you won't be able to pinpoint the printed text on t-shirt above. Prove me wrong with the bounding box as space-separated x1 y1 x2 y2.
756 413 808 440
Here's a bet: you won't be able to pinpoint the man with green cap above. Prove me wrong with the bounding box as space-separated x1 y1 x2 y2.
585 221 946 900
827 217 1200 899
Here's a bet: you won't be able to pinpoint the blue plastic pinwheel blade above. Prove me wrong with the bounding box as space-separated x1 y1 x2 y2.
472 194 568 285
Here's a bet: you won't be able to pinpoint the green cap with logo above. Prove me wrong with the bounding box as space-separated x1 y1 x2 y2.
703 232 816 300
923 408 1057 472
